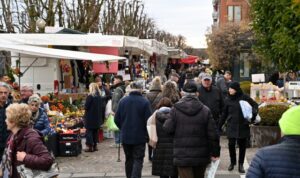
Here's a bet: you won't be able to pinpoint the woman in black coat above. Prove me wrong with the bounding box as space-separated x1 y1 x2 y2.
84 83 105 152
152 97 178 178
219 81 258 173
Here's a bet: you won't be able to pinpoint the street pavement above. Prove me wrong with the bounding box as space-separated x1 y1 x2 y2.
56 136 258 178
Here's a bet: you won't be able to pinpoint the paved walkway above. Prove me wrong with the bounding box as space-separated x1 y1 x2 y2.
56 136 258 178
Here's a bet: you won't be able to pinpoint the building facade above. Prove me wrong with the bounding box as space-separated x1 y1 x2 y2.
213 0 251 27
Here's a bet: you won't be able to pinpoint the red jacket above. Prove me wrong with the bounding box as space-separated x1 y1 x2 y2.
8 127 53 178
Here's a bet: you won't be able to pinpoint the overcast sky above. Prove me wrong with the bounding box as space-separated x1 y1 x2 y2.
143 0 213 48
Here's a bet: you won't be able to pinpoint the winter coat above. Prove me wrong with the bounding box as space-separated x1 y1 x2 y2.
219 93 258 139
0 101 11 153
198 85 223 122
246 136 300 178
84 93 105 129
111 83 126 113
115 91 152 145
146 90 162 111
8 127 53 178
33 108 51 136
152 107 177 177
216 76 229 98
163 95 220 167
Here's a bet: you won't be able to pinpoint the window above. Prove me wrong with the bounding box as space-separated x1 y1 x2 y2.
227 6 242 22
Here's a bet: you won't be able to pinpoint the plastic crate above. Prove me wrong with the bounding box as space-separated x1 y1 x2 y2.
58 140 82 157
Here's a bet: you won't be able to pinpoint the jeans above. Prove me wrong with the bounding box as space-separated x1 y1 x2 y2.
177 166 207 178
85 129 99 147
114 131 122 144
123 144 146 178
228 138 247 165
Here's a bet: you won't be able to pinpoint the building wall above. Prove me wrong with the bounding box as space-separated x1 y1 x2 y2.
218 0 251 27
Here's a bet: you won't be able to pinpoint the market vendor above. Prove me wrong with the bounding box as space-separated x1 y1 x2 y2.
28 94 52 136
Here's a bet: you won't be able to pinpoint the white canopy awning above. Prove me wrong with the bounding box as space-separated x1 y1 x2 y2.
0 44 126 61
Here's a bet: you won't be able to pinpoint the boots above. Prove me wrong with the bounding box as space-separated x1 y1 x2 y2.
239 164 245 173
84 145 94 152
93 145 98 151
228 163 235 171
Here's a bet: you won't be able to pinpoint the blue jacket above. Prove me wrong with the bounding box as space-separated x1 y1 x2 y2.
246 136 300 178
33 108 51 136
115 91 152 145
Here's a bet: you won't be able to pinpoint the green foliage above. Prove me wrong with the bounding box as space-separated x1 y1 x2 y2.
251 0 300 71
240 81 251 95
259 104 289 126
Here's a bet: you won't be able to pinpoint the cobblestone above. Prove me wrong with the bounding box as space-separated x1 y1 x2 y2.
56 136 258 177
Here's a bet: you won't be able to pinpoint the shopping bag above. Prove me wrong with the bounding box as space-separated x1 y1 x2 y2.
105 114 119 131
105 100 112 118
239 100 253 121
206 159 220 178
147 111 158 148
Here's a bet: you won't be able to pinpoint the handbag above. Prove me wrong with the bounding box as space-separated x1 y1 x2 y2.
17 162 59 178
147 111 158 148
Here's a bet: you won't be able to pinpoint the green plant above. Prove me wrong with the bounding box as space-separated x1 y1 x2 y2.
259 104 289 126
240 81 251 95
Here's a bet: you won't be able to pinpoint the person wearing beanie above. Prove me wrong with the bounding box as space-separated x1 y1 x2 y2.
164 80 220 178
146 77 163 161
247 106 300 178
219 81 258 173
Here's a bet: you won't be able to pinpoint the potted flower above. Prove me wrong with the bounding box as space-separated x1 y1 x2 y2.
250 104 289 148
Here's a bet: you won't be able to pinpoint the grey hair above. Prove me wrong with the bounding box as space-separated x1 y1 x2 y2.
0 82 11 91
28 94 42 104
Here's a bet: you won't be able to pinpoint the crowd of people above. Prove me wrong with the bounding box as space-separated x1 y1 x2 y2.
1 66 300 178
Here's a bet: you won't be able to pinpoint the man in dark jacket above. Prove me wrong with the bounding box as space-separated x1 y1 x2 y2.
111 75 126 147
216 71 232 99
164 80 220 178
246 106 300 178
0 82 11 161
115 81 152 178
198 73 223 124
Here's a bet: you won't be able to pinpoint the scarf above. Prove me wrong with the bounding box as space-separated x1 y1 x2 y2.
30 109 40 126
1 136 14 178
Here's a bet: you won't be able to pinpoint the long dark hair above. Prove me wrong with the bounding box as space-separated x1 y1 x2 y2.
155 97 172 110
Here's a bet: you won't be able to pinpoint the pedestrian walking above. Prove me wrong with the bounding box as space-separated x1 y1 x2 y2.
152 97 178 178
219 81 258 173
0 82 11 161
0 103 53 178
216 71 232 98
246 106 300 178
20 85 33 104
114 81 152 178
198 73 223 124
146 76 163 161
83 83 105 152
164 80 220 178
111 75 126 148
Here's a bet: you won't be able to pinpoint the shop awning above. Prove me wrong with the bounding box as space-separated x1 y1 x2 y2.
180 55 199 64
0 44 125 62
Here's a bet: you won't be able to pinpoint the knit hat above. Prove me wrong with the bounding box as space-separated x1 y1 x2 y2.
183 81 198 93
130 80 144 90
150 77 162 91
229 81 241 91
171 72 180 78
279 106 300 135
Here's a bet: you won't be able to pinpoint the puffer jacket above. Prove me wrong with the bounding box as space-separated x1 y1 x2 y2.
152 107 177 177
7 127 53 178
33 108 51 136
246 136 300 178
163 95 220 167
